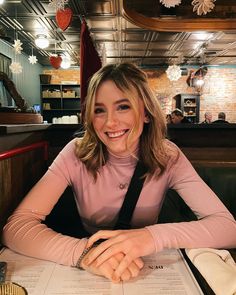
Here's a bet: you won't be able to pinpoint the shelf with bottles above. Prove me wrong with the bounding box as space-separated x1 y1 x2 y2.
40 84 80 123
42 109 81 124
41 84 80 99
183 98 197 107
184 111 196 117
180 94 200 123
42 99 62 111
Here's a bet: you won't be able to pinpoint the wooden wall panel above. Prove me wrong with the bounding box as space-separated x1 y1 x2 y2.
0 143 48 235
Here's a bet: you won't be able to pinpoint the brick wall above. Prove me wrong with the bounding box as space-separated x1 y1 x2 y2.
145 67 236 123
44 66 236 123
44 69 80 84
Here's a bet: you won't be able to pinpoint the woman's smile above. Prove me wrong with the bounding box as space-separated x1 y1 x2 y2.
105 129 129 139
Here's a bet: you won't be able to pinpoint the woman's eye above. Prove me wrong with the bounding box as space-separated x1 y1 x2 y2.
118 104 130 111
94 107 105 114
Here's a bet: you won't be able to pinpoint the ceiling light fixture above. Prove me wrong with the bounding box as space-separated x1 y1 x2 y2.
61 55 71 69
0 0 4 5
35 34 49 49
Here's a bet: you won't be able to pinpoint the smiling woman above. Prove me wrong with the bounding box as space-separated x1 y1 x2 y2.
2 62 236 284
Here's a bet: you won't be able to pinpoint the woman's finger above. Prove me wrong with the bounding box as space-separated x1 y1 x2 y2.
85 229 154 272
134 257 144 269
82 248 117 281
113 253 143 279
120 269 131 282
85 233 127 265
112 253 134 280
85 240 123 266
130 257 144 276
87 230 122 247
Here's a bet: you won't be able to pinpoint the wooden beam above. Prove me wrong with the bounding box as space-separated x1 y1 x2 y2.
122 1 236 32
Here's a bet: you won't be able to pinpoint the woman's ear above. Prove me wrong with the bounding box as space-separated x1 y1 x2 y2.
144 115 150 123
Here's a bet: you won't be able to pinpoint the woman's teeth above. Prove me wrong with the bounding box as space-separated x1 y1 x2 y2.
107 130 126 138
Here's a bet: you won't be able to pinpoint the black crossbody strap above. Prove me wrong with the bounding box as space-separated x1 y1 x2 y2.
114 161 147 230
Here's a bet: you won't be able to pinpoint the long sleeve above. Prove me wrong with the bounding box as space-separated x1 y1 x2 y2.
2 139 87 266
146 149 236 252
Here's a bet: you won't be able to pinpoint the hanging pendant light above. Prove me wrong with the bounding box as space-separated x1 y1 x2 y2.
61 55 71 69
35 34 49 49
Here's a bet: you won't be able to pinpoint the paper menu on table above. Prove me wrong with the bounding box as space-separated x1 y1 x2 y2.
122 250 203 295
0 248 203 295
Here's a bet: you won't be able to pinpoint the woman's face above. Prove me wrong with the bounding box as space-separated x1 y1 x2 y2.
92 80 147 157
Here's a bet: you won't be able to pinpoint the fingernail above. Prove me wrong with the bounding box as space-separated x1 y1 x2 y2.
112 274 118 281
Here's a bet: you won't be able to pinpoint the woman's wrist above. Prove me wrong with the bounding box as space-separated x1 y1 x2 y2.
75 246 93 270
75 239 107 270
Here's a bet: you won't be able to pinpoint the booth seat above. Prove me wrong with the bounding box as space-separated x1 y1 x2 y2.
158 166 236 223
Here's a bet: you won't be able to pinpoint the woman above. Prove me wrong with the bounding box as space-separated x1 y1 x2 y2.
2 63 236 283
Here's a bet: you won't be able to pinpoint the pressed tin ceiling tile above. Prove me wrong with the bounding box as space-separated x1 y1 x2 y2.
0 0 236 66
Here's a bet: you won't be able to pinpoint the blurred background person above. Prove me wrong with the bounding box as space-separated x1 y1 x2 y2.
171 109 191 124
201 111 212 124
213 112 229 124
166 114 172 124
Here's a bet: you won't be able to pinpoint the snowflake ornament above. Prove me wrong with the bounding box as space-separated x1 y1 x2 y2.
9 62 23 74
13 39 23 54
160 0 182 8
192 0 216 16
166 65 182 81
48 0 68 10
28 55 38 64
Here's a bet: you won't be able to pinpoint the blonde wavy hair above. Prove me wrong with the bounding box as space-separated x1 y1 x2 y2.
75 62 177 179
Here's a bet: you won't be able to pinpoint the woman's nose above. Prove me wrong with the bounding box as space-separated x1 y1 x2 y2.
105 111 118 127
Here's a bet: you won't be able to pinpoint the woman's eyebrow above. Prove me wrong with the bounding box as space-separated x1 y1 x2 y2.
94 102 104 106
114 98 129 104
95 98 129 106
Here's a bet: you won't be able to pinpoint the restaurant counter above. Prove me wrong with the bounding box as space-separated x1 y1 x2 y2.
1 122 236 167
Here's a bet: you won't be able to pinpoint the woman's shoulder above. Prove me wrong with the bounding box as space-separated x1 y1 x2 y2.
61 137 81 154
53 137 82 166
164 139 194 170
50 137 84 176
163 139 187 168
164 139 180 155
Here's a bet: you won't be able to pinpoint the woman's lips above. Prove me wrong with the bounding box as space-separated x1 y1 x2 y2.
106 129 128 138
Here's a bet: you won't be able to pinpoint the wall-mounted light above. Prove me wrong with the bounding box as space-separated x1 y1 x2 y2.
195 77 204 87
35 34 49 49
0 0 5 5
194 67 207 92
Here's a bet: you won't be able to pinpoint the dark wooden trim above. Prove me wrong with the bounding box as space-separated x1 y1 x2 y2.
122 1 236 31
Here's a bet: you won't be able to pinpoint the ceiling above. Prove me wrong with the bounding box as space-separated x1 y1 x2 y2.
1 0 236 67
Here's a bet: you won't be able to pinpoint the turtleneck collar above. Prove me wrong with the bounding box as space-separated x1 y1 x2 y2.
107 149 139 166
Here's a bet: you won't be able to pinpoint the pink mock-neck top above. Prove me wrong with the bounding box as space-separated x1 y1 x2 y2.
2 138 236 266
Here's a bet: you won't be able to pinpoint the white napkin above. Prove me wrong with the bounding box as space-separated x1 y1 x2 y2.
186 248 236 295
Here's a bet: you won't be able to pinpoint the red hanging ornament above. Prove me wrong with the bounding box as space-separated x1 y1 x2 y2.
56 8 73 31
49 55 62 69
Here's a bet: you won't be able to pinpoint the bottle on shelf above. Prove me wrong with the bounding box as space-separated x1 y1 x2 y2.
40 84 81 123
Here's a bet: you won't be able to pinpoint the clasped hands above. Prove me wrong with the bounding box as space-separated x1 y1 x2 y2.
80 228 155 283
